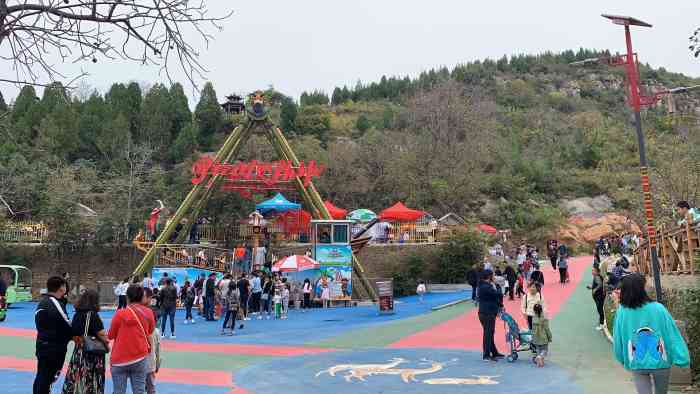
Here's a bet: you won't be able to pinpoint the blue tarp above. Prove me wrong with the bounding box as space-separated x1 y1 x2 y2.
255 192 301 214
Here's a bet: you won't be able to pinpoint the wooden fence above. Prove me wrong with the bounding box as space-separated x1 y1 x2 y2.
633 219 699 275
0 221 49 243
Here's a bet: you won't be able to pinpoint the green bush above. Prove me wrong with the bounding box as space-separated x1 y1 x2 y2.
663 287 700 380
391 254 426 297
436 230 485 283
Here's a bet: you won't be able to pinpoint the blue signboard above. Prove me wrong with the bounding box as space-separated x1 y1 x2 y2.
151 267 223 289
311 244 353 298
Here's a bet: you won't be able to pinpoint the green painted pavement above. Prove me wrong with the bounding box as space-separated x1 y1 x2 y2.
312 301 473 348
548 262 636 394
160 351 269 371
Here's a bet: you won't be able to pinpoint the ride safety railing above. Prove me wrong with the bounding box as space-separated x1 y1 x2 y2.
133 238 238 274
0 221 49 243
633 219 699 275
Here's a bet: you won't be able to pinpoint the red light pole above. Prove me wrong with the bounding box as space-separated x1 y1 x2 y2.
586 15 664 301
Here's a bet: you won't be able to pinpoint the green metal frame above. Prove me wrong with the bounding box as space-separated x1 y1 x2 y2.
131 105 377 301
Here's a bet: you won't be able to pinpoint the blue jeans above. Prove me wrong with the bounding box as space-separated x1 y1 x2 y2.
161 306 175 336
112 357 148 394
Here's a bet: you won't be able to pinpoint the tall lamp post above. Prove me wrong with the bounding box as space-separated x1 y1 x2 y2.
571 15 700 301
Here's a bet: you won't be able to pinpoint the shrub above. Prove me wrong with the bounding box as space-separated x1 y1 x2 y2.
436 230 485 283
391 253 427 297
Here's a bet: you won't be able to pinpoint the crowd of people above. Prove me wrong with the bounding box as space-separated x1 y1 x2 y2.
33 276 160 394
468 241 566 366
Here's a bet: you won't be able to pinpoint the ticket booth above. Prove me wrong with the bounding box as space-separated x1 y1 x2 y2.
311 220 353 299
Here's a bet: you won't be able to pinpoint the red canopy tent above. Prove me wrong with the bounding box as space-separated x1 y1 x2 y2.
277 209 312 234
324 201 348 220
476 223 498 235
379 202 426 222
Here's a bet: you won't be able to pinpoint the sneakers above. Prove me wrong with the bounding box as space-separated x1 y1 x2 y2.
190 319 196 324
266 315 271 320
184 320 189 325
221 330 227 335
257 315 262 320
160 334 165 339
596 324 604 331
170 335 176 339
244 317 251 321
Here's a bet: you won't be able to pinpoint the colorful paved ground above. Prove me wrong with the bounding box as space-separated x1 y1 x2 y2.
0 257 647 393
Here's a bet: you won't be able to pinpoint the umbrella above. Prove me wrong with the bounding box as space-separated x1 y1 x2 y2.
476 223 498 235
255 193 301 214
348 209 377 222
272 255 320 273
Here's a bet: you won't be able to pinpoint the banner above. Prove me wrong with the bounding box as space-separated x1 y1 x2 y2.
310 244 353 298
152 267 223 289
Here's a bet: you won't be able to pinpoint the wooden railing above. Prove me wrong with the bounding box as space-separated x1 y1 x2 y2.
0 221 49 243
633 220 699 275
134 234 237 274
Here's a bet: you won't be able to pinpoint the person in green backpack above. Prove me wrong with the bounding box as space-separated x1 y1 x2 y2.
531 303 552 367
613 274 690 394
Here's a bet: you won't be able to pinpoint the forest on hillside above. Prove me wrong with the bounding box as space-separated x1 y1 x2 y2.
1 48 700 247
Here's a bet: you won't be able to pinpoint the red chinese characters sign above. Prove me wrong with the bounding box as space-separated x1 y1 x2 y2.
191 156 324 197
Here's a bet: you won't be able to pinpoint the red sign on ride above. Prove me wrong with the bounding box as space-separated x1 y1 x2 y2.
191 156 324 188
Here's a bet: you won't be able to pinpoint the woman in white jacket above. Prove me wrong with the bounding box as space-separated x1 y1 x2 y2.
521 282 546 330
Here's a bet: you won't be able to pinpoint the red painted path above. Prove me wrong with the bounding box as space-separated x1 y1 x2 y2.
389 257 590 351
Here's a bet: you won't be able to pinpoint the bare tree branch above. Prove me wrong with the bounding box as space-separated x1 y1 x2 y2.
0 0 232 88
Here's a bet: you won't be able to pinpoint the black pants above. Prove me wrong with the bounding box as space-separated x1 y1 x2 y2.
303 293 311 309
33 343 67 394
117 295 127 309
507 281 515 300
222 309 237 330
470 284 477 300
251 292 262 313
527 315 533 330
239 297 249 318
594 294 605 325
185 301 194 320
550 256 558 270
478 313 498 358
559 268 567 283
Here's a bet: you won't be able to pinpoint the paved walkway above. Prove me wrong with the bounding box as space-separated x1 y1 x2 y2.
0 257 644 393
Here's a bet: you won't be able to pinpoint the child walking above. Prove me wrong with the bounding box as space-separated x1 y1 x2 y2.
142 288 161 394
416 280 426 303
531 303 552 367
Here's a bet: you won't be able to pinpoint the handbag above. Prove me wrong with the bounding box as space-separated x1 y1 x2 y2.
82 312 108 355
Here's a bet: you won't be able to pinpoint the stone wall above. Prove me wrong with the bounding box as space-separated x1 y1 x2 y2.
0 244 141 297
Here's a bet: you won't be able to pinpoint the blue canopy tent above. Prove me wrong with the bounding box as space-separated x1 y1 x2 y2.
255 193 301 214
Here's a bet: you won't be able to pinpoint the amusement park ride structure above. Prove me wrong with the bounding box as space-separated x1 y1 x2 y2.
132 92 378 301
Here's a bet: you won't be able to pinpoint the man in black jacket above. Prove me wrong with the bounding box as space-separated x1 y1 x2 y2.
477 270 504 362
466 266 479 303
204 273 216 321
33 276 73 394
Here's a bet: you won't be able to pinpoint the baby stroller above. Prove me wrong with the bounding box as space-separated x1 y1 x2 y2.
500 311 535 362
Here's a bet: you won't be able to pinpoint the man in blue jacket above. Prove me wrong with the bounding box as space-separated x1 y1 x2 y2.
477 270 504 362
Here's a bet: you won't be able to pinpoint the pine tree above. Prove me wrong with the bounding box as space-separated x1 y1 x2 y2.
331 87 343 105
0 90 7 113
169 83 192 137
194 82 223 145
280 98 298 132
139 83 173 153
170 120 199 162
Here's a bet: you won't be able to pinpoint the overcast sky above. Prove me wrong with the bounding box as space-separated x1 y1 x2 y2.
2 1 700 106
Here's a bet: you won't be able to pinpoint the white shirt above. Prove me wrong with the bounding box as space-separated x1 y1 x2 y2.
114 282 128 296
142 277 154 290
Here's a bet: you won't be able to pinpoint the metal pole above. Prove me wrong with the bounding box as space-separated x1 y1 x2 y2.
624 25 663 302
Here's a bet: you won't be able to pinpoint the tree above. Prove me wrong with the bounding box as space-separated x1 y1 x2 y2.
106 82 142 136
0 1 232 87
139 84 172 154
280 97 298 132
295 105 331 144
0 90 7 113
170 121 199 162
437 230 485 283
169 83 192 137
194 82 223 145
355 114 371 133
300 90 329 106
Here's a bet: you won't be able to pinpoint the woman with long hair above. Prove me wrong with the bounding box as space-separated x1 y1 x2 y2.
586 266 606 331
613 274 689 394
62 289 110 394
